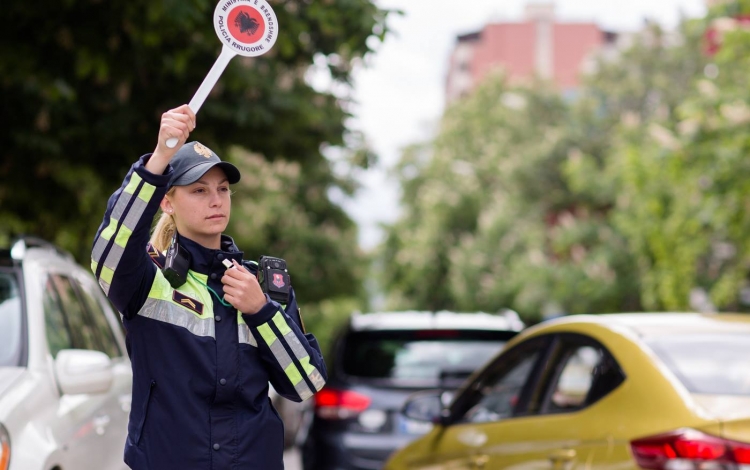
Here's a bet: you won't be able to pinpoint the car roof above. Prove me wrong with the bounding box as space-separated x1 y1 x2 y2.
1 237 76 267
349 310 525 332
537 312 750 339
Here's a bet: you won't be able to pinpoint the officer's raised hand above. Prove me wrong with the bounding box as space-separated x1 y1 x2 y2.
222 260 268 314
146 104 196 174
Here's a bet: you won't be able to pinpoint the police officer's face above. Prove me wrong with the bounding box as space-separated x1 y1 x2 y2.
163 166 231 248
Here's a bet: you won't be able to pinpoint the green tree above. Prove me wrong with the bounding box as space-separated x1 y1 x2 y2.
379 78 582 318
0 0 389 308
378 15 736 321
591 5 750 311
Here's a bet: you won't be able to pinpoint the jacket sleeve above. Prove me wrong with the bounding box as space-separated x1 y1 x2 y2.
90 155 172 319
242 288 328 402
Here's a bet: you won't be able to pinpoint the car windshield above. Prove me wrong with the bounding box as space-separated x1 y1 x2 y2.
0 271 23 367
340 330 512 382
646 334 750 395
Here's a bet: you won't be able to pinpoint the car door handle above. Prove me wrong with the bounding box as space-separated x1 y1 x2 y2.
470 454 490 469
548 449 576 461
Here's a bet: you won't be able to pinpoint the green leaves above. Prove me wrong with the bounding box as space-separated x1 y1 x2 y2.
0 0 389 334
380 13 750 320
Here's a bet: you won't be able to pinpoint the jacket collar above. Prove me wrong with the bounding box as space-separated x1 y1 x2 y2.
177 233 244 275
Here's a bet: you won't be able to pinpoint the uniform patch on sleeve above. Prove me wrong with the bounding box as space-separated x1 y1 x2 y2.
147 242 165 269
172 291 204 315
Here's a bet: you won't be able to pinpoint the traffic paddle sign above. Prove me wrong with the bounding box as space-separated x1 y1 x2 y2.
166 0 279 148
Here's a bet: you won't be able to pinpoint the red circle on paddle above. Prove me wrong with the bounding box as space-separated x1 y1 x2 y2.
228 6 266 44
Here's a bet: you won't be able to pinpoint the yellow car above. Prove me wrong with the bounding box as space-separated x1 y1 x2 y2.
384 313 750 470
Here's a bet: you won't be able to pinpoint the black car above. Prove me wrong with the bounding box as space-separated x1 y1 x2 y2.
300 310 524 470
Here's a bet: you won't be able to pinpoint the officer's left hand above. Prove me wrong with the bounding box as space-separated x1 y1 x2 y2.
222 260 267 314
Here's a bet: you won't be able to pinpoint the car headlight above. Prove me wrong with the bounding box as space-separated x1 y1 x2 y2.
0 423 10 470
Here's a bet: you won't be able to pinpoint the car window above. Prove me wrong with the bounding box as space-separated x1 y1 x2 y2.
541 336 624 414
43 276 74 358
452 337 549 424
49 274 105 353
0 271 23 367
463 353 540 423
340 330 514 384
548 345 599 410
77 279 122 358
646 334 750 395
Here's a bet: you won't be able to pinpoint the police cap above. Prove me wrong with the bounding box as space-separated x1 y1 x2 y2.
168 141 241 188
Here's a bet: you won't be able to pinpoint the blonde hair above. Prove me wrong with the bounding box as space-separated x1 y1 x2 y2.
150 188 176 253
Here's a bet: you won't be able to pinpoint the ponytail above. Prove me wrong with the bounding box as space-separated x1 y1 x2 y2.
150 188 176 252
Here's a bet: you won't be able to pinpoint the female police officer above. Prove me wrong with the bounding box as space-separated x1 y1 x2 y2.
91 105 326 469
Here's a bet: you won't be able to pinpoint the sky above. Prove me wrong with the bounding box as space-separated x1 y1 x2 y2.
338 0 708 250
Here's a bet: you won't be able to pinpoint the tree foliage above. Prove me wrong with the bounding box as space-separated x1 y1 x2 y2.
380 5 750 321
600 5 750 311
0 0 389 307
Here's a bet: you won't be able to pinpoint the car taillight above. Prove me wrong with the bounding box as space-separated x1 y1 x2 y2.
314 388 371 420
0 423 10 470
630 428 750 470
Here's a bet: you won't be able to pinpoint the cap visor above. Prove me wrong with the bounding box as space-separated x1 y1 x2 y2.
171 161 241 186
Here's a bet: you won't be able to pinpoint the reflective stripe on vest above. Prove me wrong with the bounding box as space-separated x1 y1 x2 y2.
92 172 156 295
237 311 258 347
257 312 325 401
138 269 216 338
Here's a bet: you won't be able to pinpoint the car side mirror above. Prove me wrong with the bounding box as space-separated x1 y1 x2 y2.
402 390 449 425
55 349 114 395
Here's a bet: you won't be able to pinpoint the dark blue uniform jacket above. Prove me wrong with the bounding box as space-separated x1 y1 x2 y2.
91 155 327 469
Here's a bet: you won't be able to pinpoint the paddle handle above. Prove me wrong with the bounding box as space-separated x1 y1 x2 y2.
166 46 236 148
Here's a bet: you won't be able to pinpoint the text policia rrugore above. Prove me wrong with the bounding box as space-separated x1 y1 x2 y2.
232 41 264 53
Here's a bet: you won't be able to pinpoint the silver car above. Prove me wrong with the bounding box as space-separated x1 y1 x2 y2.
0 238 132 470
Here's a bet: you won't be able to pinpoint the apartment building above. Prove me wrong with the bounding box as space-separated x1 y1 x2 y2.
445 3 616 103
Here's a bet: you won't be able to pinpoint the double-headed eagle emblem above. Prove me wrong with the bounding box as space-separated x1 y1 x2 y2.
235 11 260 36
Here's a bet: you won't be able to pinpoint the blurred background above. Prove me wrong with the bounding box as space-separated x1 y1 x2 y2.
5 0 750 468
